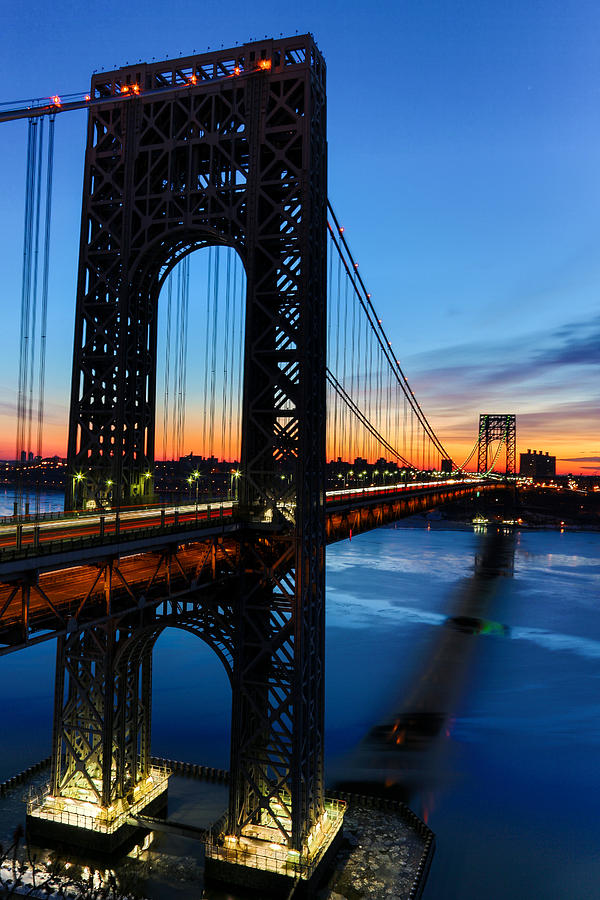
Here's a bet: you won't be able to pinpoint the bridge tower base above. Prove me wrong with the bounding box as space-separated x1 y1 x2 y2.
205 797 345 898
27 622 168 858
26 784 167 859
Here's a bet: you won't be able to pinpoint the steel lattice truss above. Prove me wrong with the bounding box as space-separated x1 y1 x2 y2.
51 586 238 809
60 35 327 850
477 414 517 476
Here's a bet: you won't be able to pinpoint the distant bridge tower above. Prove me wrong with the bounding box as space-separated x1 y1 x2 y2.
477 414 516 475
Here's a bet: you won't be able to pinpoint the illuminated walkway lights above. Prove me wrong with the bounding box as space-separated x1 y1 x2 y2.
27 766 170 836
206 797 345 881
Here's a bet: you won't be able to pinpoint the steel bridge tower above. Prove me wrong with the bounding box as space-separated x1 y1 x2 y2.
49 35 334 870
477 414 517 475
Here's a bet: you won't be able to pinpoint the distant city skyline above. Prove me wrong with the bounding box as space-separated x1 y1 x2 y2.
1 1 598 474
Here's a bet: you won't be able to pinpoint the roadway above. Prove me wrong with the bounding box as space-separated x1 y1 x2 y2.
0 477 498 652
0 501 235 552
0 478 484 555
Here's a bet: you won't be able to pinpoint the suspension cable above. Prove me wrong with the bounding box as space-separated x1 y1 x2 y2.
34 115 55 512
327 203 452 466
326 369 412 468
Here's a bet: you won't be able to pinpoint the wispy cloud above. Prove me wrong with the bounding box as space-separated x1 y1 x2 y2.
409 313 600 393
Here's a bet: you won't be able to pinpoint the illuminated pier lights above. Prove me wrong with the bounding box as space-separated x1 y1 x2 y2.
26 765 169 857
205 798 346 897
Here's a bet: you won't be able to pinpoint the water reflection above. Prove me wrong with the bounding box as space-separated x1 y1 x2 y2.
1 502 598 898
0 488 64 518
335 526 515 806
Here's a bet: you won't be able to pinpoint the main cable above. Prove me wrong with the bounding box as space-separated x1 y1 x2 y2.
327 203 453 467
327 368 412 468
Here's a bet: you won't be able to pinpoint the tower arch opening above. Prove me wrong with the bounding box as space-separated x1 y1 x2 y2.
155 243 246 508
151 626 233 769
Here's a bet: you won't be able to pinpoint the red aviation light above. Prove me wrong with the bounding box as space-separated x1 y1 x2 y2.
132 83 140 94
234 65 241 75
258 58 272 70
121 85 129 94
190 74 197 84
85 94 91 101
51 95 61 106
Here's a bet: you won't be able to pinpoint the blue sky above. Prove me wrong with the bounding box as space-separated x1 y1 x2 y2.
0 0 598 470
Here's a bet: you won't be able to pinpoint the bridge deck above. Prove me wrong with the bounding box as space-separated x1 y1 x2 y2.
0 480 499 654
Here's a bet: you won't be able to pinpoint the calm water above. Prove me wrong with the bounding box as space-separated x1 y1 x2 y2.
0 486 65 517
1 488 599 898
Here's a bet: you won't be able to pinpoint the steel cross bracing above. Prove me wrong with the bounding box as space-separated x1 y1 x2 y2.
50 574 239 811
45 34 327 851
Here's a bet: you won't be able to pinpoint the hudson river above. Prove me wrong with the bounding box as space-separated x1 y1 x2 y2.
1 488 598 898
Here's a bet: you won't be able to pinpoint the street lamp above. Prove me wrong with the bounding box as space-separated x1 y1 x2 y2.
71 472 85 510
230 469 241 501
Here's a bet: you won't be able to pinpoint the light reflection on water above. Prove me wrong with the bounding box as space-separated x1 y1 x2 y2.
0 505 599 898
0 487 64 517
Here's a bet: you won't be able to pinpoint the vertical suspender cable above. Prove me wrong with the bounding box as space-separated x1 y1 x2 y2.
226 253 238 464
172 265 181 459
162 274 173 461
208 245 219 459
35 115 55 513
221 249 232 461
356 289 363 460
234 257 244 463
180 254 190 458
16 119 38 514
174 254 189 460
342 276 349 463
27 120 44 473
334 254 342 462
326 236 333 462
202 246 213 456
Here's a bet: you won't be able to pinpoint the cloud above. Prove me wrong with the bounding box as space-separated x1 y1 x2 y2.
559 456 600 463
406 314 600 412
410 314 600 398
529 317 600 370
515 400 599 426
